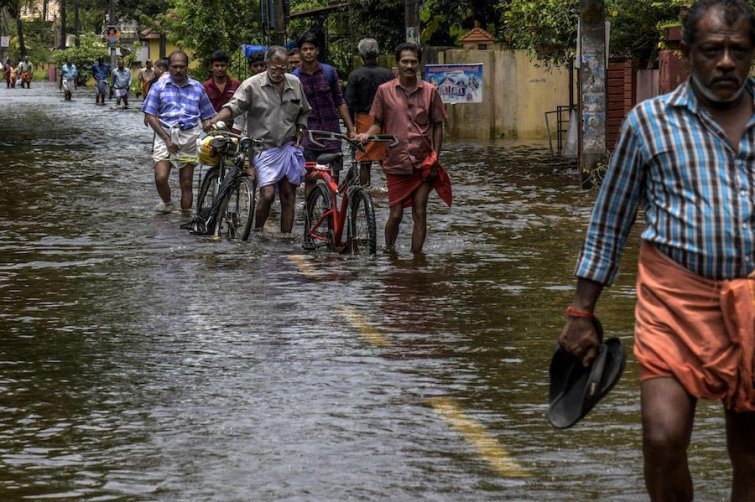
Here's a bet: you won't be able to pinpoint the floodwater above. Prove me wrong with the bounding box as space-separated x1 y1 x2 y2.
0 82 733 500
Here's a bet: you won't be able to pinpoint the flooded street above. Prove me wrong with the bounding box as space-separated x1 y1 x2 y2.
0 82 733 500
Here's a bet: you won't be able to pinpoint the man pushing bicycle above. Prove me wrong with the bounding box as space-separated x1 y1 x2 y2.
207 46 311 234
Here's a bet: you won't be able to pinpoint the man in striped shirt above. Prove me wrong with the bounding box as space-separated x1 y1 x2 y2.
559 0 754 498
142 50 216 214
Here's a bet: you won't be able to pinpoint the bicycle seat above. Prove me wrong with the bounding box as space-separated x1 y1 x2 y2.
316 152 343 165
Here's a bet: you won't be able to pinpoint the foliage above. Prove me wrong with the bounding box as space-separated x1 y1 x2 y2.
503 0 755 68
503 0 579 67
159 0 262 72
420 0 502 46
51 33 111 85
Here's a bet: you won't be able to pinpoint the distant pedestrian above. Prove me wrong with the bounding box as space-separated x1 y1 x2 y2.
233 51 267 134
202 50 240 112
355 42 451 254
3 59 11 88
59 57 78 101
142 50 216 214
247 51 266 76
152 59 169 84
92 56 110 106
137 59 155 99
112 58 132 108
345 38 394 185
293 32 356 192
287 48 301 72
9 62 17 88
17 57 33 88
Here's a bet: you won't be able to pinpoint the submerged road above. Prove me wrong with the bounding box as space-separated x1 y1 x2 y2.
0 82 734 499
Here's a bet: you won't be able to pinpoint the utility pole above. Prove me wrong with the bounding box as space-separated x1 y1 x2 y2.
404 0 420 44
579 0 607 188
108 0 116 68
273 0 286 46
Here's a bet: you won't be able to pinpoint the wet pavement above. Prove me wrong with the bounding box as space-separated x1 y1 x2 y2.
0 81 734 500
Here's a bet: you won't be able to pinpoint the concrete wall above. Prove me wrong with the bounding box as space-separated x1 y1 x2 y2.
437 49 570 139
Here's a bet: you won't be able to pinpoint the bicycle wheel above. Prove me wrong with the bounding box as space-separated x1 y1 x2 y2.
196 166 220 216
347 188 377 256
217 176 256 241
303 181 334 250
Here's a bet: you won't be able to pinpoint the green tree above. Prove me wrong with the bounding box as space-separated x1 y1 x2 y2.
503 0 755 67
159 0 261 72
52 32 110 85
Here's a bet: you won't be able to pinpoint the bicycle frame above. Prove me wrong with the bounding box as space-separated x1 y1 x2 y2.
193 126 259 239
304 130 397 251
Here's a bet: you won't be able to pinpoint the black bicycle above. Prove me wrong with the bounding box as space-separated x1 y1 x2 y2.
191 124 257 240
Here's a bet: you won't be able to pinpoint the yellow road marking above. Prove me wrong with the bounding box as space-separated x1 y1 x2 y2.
288 255 320 280
429 397 530 478
340 307 391 348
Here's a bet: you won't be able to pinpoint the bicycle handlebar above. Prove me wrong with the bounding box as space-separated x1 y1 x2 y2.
307 129 399 152
206 123 263 152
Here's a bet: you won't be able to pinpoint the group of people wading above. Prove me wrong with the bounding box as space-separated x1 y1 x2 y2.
140 5 755 495
10 0 749 497
142 34 452 254
2 56 33 89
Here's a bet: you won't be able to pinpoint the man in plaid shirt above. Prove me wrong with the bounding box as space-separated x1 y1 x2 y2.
142 51 216 214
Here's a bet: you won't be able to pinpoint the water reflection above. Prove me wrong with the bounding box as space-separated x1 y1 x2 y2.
0 83 731 499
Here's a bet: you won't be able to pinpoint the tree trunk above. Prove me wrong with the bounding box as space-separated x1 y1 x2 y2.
15 15 25 58
43 0 48 22
6 3 26 58
59 0 67 50
73 0 80 47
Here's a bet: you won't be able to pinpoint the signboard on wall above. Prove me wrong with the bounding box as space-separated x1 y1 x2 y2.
424 63 483 104
105 26 120 48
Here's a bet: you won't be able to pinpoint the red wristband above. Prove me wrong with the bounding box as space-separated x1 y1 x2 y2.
565 305 596 319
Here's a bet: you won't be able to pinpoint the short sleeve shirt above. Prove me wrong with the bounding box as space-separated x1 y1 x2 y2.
141 75 216 129
223 72 311 152
203 77 241 112
370 79 447 175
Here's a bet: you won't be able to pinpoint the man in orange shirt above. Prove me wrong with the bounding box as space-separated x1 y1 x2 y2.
356 42 451 254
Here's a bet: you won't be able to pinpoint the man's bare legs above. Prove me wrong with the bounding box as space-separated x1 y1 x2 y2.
154 161 193 212
178 164 194 212
384 181 433 253
641 377 696 501
279 180 296 233
154 160 173 206
385 203 403 251
359 161 371 186
726 408 755 501
255 185 275 229
410 181 432 253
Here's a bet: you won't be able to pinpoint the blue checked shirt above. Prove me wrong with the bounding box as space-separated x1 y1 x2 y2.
576 78 755 285
141 75 216 129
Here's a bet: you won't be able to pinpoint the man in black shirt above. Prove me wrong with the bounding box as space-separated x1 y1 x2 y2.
345 38 394 186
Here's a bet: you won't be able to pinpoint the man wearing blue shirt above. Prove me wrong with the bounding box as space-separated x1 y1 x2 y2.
112 58 131 109
559 0 754 499
59 56 77 101
91 56 110 106
142 51 216 214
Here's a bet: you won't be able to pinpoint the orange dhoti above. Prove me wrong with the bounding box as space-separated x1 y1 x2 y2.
355 114 386 162
634 242 755 412
385 152 452 209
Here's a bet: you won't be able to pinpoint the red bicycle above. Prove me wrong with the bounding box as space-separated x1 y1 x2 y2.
303 130 397 256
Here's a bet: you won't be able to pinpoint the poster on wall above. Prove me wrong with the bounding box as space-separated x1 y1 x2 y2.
424 63 483 104
105 26 120 48
0 36 9 48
